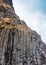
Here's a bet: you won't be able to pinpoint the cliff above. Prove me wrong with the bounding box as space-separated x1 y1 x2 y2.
0 0 46 65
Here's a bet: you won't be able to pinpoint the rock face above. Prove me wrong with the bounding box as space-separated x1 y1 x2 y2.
3 0 13 6
0 0 46 65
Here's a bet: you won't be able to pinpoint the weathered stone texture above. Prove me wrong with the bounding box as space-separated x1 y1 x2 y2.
0 0 46 65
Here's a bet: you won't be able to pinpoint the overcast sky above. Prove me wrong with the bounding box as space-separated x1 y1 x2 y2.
13 0 46 43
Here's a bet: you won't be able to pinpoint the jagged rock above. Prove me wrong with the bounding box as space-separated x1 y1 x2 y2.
0 0 46 65
3 0 13 7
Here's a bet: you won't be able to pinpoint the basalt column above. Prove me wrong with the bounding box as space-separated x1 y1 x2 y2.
4 29 14 65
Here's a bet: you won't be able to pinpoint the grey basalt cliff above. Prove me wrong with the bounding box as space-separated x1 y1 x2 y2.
0 0 46 65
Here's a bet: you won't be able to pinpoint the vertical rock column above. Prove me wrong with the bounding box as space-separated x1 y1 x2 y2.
4 29 14 65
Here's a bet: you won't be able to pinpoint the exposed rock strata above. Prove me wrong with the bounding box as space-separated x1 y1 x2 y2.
0 0 46 65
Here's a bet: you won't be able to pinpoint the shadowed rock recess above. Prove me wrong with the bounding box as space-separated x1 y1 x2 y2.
0 0 46 65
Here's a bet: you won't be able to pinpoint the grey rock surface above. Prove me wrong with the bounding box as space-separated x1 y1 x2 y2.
0 0 46 65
